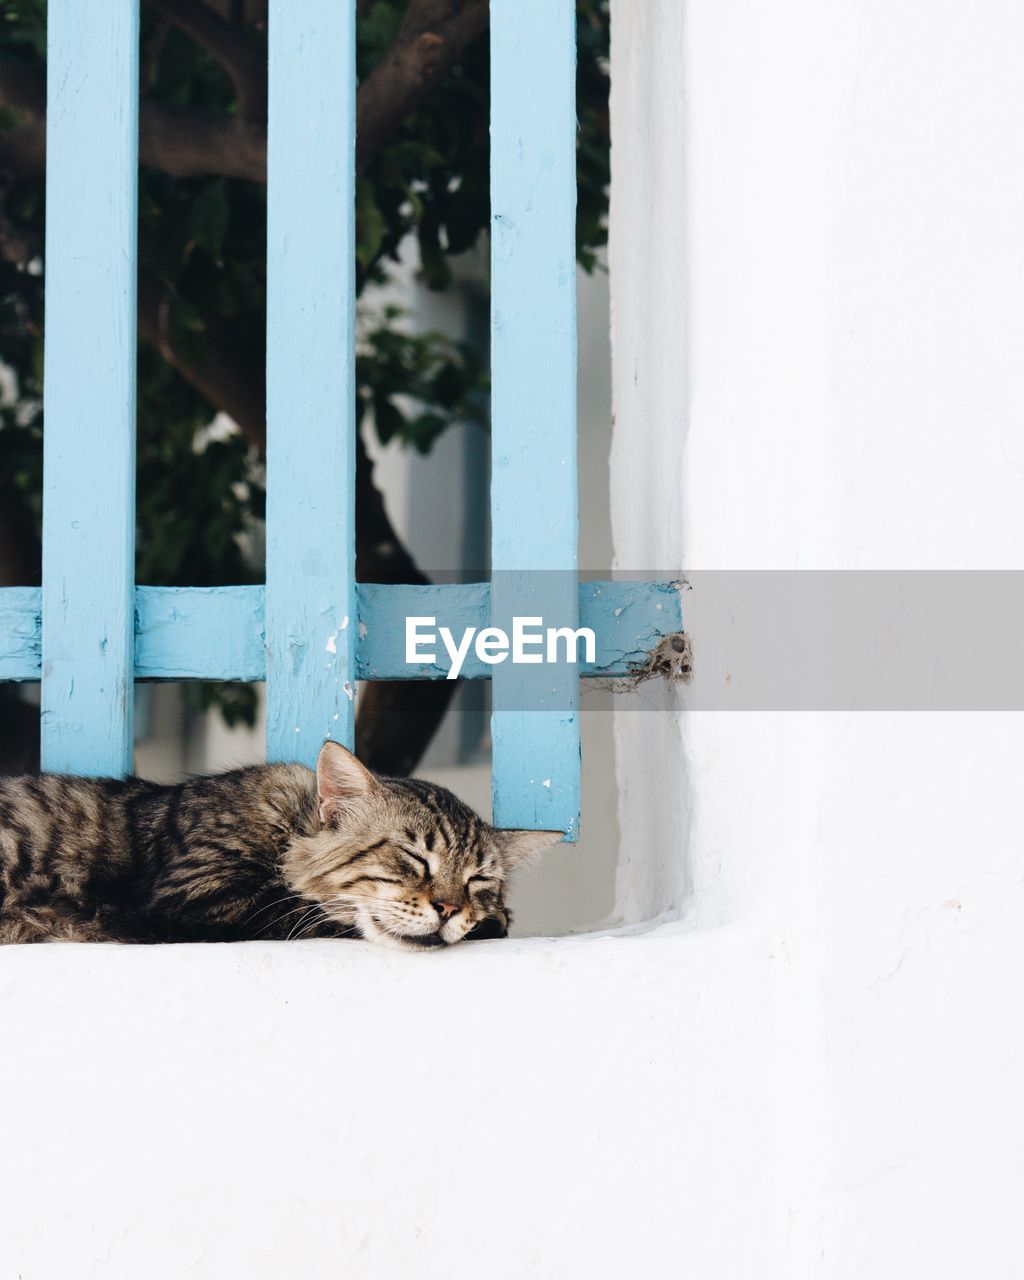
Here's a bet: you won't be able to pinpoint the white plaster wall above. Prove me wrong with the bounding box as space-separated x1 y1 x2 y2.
610 0 1024 1275
0 931 779 1280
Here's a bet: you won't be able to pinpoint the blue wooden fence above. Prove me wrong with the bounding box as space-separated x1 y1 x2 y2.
0 0 682 840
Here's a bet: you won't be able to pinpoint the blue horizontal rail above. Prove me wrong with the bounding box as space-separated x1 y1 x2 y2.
0 582 683 685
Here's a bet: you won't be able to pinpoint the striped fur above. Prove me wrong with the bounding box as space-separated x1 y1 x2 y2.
0 743 562 949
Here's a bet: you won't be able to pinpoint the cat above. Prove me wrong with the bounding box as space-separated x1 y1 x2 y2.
0 741 562 948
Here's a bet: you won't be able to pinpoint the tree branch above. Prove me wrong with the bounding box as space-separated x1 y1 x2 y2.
355 0 489 173
0 62 45 116
145 0 266 118
0 123 45 183
138 273 267 450
141 16 172 92
0 61 46 180
1 1 489 185
140 102 266 182
0 688 40 774
0 484 40 587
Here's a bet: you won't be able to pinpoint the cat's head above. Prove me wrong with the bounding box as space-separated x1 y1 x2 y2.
283 742 562 950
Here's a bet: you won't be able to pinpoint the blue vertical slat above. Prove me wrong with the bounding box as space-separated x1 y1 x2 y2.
41 0 140 776
265 0 357 765
490 0 580 837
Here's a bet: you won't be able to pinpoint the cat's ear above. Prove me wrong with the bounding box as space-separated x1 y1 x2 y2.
499 828 564 870
316 741 377 825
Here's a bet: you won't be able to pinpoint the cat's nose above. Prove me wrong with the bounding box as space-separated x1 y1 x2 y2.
432 900 461 920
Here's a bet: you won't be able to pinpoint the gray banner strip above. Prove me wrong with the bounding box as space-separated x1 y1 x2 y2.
668 571 1024 711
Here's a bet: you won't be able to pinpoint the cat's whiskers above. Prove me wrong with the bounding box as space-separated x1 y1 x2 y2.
253 899 324 939
292 907 332 941
286 903 327 941
240 891 308 929
316 893 423 944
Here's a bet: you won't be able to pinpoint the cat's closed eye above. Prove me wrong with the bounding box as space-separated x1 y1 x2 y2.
399 848 431 880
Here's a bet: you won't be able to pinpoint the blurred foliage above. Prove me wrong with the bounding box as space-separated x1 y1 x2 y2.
0 0 610 725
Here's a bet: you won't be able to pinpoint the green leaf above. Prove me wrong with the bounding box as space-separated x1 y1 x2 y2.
408 411 447 454
189 180 230 259
373 396 404 446
356 178 387 271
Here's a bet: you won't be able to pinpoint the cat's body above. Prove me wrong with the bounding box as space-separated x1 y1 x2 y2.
0 743 561 948
0 764 331 944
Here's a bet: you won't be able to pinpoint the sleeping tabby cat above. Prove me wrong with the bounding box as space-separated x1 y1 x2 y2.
0 741 561 948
